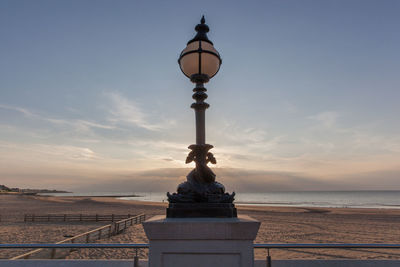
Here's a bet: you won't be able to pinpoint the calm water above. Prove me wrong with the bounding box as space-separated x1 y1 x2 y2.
42 191 400 209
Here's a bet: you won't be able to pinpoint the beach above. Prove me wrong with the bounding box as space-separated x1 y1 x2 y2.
1 194 400 260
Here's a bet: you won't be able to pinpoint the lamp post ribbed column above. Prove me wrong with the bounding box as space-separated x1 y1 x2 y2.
193 82 208 146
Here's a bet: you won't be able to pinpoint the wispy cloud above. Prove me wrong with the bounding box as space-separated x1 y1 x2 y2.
0 141 99 162
0 103 115 133
308 111 339 128
105 92 174 131
208 119 289 169
0 104 34 117
0 92 176 138
45 118 116 133
212 120 272 145
306 110 400 155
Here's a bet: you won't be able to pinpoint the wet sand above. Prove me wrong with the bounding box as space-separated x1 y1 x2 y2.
1 194 400 259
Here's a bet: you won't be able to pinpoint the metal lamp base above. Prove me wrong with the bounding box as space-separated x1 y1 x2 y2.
167 203 237 218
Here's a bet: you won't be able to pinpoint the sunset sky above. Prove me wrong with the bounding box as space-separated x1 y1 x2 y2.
1 0 399 192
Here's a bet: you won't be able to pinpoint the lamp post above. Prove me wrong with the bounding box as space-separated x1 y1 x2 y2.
167 16 236 218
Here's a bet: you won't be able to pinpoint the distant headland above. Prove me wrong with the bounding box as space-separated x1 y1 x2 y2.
0 184 69 195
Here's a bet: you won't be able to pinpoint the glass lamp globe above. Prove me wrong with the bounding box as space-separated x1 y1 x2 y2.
178 16 222 82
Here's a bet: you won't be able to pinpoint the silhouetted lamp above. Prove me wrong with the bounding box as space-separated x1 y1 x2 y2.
167 16 236 218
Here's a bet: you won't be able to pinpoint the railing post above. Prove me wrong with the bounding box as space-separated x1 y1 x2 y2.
99 229 102 239
133 248 139 267
50 248 56 259
266 248 272 267
70 238 75 252
86 234 90 243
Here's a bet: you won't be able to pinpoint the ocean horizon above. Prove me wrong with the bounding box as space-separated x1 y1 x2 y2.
40 190 400 209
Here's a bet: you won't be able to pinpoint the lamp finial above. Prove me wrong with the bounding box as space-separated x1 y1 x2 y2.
188 15 212 45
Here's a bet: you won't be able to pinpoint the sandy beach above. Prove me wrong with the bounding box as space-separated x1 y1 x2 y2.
1 194 400 260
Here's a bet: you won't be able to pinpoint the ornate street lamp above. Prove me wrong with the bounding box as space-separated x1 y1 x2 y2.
167 16 237 218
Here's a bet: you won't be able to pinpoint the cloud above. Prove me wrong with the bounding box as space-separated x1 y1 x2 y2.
305 110 400 156
46 118 115 130
2 101 400 191
0 104 34 117
0 142 99 162
337 169 400 190
208 120 292 170
105 92 174 131
1 137 400 192
0 103 115 135
62 167 400 193
212 120 270 145
84 167 400 192
57 167 333 193
308 111 339 128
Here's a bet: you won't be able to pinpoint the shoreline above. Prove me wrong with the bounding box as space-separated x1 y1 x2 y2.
43 195 400 215
39 194 141 198
36 191 400 210
41 194 400 211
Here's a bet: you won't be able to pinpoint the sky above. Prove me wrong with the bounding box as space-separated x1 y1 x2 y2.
0 0 399 192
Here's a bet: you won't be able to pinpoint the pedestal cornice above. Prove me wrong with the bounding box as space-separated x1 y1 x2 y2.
143 215 260 240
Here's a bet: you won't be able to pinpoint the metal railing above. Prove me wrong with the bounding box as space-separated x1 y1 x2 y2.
10 214 146 260
1 244 148 267
254 243 400 249
1 243 400 267
24 213 136 222
0 244 149 249
254 243 400 267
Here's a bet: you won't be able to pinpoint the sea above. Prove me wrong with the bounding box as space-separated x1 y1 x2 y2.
41 191 400 209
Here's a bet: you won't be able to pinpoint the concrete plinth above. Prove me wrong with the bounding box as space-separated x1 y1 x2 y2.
143 215 260 267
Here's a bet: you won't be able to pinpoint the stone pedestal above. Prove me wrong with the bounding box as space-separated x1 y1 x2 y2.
143 215 260 267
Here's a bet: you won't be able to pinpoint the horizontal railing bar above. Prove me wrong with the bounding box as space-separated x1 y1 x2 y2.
25 213 135 217
27 216 130 220
0 244 149 249
253 243 400 249
24 217 131 219
2 243 400 249
27 215 130 219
